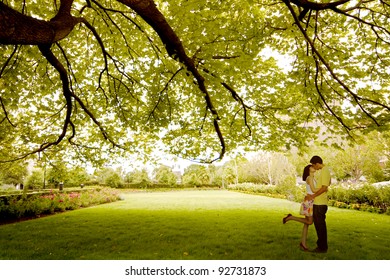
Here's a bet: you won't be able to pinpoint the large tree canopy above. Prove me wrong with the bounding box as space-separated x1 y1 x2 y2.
0 0 389 164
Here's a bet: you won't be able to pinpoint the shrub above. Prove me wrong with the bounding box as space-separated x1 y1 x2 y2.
0 188 121 223
227 183 305 201
327 183 389 214
105 173 123 188
229 182 389 215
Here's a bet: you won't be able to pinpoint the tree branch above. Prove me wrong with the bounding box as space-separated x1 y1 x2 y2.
118 0 226 162
0 45 19 128
147 68 182 123
38 44 72 147
283 0 389 128
0 95 16 128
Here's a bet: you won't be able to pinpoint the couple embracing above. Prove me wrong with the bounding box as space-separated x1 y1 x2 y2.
283 156 331 253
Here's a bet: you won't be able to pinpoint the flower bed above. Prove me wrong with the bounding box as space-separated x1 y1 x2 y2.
0 187 121 224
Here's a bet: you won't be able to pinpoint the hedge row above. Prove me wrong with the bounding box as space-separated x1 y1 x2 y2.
227 183 390 215
111 182 221 189
0 187 121 224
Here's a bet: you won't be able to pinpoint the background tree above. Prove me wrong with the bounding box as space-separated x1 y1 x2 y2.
67 165 90 187
220 163 237 186
94 167 123 186
0 161 28 186
24 169 44 189
124 168 150 184
105 171 123 188
209 164 224 187
47 161 70 187
242 151 296 186
153 165 177 185
288 131 390 183
330 132 389 182
182 164 210 186
219 156 249 185
0 0 389 166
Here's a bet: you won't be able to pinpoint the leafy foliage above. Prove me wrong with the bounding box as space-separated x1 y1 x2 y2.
153 165 178 184
182 164 211 186
24 170 44 189
288 131 390 183
124 168 151 184
1 0 388 165
0 161 28 186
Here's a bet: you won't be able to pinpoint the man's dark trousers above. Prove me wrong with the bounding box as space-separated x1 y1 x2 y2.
313 205 328 251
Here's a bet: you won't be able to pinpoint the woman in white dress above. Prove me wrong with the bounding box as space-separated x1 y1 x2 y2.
283 164 316 251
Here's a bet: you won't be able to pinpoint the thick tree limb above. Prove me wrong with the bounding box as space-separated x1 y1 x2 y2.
289 0 350 10
0 0 83 45
288 0 350 21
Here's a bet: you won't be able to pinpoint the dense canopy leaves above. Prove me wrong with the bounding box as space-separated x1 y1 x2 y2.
0 0 389 165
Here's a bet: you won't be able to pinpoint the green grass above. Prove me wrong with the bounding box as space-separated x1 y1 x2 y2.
0 189 389 260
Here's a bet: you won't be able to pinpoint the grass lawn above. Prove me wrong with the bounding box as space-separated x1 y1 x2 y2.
0 189 389 260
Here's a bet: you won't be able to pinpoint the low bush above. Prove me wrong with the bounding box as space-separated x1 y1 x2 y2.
228 182 390 215
328 183 389 214
0 188 121 223
119 182 221 189
227 183 306 201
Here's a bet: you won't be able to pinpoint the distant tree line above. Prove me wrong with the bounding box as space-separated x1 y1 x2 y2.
1 132 389 190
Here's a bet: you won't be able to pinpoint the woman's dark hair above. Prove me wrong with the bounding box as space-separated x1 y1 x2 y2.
302 164 312 181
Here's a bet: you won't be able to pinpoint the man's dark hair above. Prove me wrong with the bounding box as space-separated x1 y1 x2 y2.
310 155 323 164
